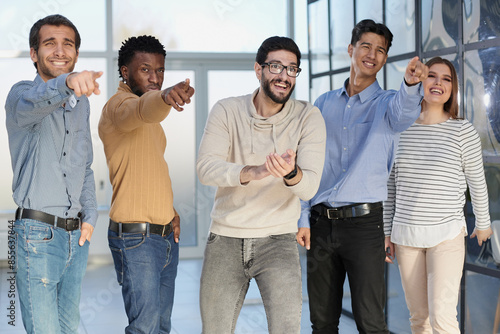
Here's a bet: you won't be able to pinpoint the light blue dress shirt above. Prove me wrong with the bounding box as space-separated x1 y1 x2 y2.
5 74 98 226
299 79 423 228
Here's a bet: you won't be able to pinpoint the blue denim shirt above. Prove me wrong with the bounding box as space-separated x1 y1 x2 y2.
5 73 98 226
299 79 423 228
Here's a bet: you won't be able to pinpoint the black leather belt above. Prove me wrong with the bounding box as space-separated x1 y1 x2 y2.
312 202 382 220
109 219 173 237
15 208 81 231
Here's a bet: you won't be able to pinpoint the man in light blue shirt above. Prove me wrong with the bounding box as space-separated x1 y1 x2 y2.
5 14 102 333
298 19 428 334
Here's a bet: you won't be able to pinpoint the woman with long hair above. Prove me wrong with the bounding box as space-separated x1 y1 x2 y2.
384 57 493 333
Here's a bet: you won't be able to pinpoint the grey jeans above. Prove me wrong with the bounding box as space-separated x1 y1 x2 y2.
199 232 302 334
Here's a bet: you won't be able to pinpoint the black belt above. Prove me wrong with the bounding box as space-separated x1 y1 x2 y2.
15 208 81 231
109 219 173 237
312 202 382 220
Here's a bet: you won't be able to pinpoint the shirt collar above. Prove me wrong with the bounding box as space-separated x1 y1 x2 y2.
34 74 44 84
340 78 382 104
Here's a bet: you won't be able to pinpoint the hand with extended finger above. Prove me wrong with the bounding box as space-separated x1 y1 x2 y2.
161 78 195 111
404 56 429 86
265 149 296 178
66 71 103 97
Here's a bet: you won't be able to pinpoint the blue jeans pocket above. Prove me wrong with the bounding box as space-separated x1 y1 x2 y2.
27 225 53 242
15 220 54 244
122 234 146 249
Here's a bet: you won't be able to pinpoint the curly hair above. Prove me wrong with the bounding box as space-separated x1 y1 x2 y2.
118 35 166 79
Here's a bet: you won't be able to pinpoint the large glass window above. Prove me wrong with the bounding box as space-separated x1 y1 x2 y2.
421 0 459 51
330 0 353 71
355 0 382 22
385 0 416 56
112 0 287 53
0 0 107 52
308 0 330 74
463 0 500 44
463 48 500 155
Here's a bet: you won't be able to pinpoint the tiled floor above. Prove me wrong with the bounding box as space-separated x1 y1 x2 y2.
0 256 359 333
6 252 497 333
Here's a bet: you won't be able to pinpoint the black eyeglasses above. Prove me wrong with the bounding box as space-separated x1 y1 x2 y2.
261 62 302 77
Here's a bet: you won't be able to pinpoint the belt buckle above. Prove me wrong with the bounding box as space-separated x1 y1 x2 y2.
326 207 340 220
65 218 80 231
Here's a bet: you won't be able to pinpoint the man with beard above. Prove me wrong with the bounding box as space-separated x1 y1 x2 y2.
196 36 326 333
98 35 194 333
5 14 101 333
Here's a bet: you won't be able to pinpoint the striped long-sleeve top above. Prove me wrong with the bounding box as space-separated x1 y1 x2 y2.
384 118 491 247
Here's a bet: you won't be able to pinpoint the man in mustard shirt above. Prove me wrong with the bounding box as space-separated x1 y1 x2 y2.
98 35 194 334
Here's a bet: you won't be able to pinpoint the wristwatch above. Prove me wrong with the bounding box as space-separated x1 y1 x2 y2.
284 165 298 180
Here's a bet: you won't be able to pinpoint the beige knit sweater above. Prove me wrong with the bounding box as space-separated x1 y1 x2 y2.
197 89 326 238
99 82 176 225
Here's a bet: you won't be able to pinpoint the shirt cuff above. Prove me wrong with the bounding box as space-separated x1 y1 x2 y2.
57 73 75 97
81 209 98 227
298 209 311 228
402 80 422 95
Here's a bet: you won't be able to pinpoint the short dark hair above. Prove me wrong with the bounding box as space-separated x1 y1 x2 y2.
29 14 81 69
351 19 393 53
118 35 166 79
256 36 301 67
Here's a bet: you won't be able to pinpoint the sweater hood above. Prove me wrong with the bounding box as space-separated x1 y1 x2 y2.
246 88 295 153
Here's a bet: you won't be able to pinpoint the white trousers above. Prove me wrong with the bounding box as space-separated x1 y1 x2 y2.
396 229 465 334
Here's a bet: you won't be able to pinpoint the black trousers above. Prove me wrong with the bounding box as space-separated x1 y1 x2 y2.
307 207 389 334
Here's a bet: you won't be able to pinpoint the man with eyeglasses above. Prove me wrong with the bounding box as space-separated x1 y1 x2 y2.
197 36 326 333
298 19 428 333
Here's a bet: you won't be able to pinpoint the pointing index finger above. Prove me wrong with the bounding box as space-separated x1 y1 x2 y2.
92 71 103 80
184 78 192 92
408 56 419 70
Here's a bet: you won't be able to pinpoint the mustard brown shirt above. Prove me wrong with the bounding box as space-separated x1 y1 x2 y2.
99 82 176 225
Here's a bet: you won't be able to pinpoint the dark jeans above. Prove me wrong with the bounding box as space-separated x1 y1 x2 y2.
108 228 179 334
307 207 389 334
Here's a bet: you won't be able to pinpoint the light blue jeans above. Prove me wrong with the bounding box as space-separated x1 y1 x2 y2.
200 232 302 334
108 228 179 334
14 219 89 334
